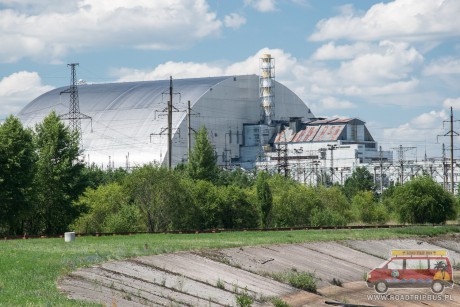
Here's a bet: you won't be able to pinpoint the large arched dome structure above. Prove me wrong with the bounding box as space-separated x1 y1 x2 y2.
18 75 314 168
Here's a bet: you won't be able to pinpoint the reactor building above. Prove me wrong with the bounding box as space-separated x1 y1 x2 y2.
17 55 392 182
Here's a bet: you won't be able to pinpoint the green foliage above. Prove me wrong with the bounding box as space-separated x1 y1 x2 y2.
310 207 347 227
236 287 253 307
188 126 218 181
271 298 292 307
317 186 352 221
351 191 389 224
0 116 36 235
270 174 321 227
82 165 128 189
392 176 457 224
124 164 191 232
181 179 221 229
33 112 85 235
256 171 273 228
216 168 254 187
343 167 375 199
220 185 260 229
271 269 317 293
72 183 144 233
287 271 317 293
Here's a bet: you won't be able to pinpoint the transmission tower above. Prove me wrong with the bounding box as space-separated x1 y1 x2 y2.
391 145 415 184
59 63 91 147
437 107 459 193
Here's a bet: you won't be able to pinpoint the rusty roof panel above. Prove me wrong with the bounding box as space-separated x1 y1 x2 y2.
274 128 295 143
293 126 319 142
313 125 345 141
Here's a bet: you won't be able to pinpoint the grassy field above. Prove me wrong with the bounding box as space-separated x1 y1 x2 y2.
1 225 460 306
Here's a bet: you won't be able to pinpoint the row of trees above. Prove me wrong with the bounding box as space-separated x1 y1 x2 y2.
0 114 458 235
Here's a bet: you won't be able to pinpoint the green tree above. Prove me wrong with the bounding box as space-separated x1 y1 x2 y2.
269 174 320 227
392 176 457 224
219 185 259 229
0 116 36 235
182 179 221 229
125 164 190 232
351 191 388 224
343 167 375 199
256 171 273 228
72 183 144 233
32 111 85 235
311 186 351 226
188 126 219 182
216 168 254 188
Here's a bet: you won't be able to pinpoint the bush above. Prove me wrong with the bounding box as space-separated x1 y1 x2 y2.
310 207 347 227
392 176 457 224
351 191 389 224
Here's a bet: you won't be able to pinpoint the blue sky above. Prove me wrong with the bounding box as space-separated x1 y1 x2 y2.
1 0 460 159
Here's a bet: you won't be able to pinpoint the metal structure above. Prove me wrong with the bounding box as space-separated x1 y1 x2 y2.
59 63 91 147
259 54 275 125
19 75 313 168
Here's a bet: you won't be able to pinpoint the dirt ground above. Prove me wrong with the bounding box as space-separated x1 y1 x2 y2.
58 233 460 306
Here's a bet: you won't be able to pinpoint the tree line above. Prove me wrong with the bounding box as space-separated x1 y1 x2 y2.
0 113 458 236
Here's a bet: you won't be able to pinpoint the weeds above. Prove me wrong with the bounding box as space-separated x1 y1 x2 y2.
216 278 225 290
270 268 317 293
236 287 253 307
271 297 292 307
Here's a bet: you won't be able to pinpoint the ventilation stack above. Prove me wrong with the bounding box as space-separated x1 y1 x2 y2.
259 54 275 125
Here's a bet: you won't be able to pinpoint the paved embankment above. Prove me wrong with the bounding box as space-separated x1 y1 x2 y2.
58 235 460 306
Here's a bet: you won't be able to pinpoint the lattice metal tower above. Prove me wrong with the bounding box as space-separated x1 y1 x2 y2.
259 54 275 125
60 63 91 147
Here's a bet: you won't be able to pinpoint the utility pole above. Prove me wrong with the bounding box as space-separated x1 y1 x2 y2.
328 144 338 184
150 76 182 168
186 100 200 163
59 63 92 148
379 146 383 195
438 107 459 193
168 76 173 169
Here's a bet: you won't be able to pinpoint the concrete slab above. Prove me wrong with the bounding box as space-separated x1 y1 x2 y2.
58 237 460 306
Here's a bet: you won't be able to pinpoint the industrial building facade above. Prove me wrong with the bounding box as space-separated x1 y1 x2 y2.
18 56 400 187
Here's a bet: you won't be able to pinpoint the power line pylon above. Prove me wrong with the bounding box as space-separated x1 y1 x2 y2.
391 145 415 184
59 63 92 148
437 107 459 193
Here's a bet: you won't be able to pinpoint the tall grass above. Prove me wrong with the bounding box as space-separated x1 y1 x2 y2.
0 226 459 306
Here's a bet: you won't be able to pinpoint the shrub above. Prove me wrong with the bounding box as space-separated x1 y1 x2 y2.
310 207 347 227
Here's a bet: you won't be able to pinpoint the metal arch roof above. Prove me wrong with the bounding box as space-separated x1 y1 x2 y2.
18 75 231 118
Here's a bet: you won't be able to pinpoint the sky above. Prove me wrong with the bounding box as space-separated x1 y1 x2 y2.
1 0 460 160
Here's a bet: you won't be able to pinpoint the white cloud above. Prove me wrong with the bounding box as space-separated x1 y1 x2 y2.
319 96 356 110
115 62 224 82
312 42 374 60
443 97 460 109
382 110 448 154
424 57 460 76
244 0 276 12
308 41 423 98
114 48 299 82
224 13 246 29
310 0 460 42
0 71 54 117
0 0 222 63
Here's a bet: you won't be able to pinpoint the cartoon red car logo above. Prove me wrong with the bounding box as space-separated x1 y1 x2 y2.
366 249 454 294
